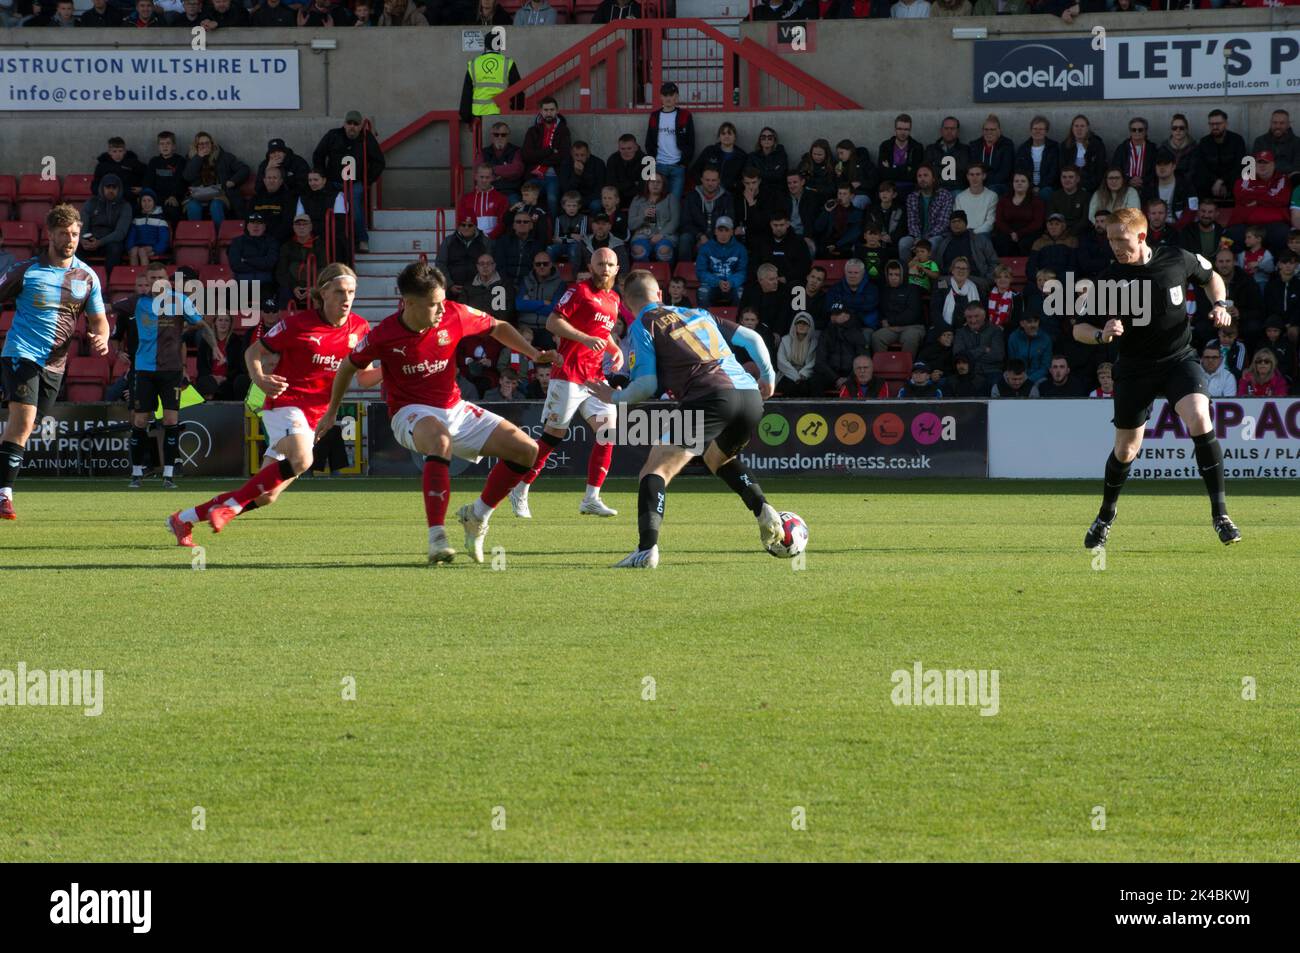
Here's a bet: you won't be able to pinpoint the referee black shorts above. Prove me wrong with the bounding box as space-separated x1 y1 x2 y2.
679 387 764 459
1111 348 1211 431
130 369 185 414
1 357 63 420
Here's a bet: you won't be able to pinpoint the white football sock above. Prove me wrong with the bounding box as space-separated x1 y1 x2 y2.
584 484 600 500
179 508 198 524
471 498 492 520
0 487 11 501
132 466 144 477
221 498 244 515
163 466 174 478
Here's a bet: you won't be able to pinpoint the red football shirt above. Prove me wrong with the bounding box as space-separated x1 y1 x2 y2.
349 301 494 415
260 309 371 428
551 280 621 384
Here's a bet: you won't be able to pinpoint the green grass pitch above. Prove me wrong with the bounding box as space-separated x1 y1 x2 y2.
1 475 1296 861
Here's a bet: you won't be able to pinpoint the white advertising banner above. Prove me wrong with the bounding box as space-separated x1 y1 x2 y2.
990 397 1300 479
1105 31 1300 100
0 50 300 111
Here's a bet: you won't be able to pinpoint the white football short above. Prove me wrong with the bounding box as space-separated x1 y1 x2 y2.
260 406 313 462
540 378 616 431
391 400 505 462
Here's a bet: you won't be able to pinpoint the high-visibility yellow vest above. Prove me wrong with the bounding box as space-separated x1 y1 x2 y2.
469 53 513 117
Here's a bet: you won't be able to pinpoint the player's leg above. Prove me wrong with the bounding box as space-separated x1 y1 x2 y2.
406 411 457 563
0 359 44 519
1169 359 1239 543
509 378 584 517
577 392 618 516
159 375 184 488
127 370 158 487
698 390 782 547
614 444 695 568
459 411 538 563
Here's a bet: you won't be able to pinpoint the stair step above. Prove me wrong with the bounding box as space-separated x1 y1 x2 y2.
372 209 450 229
354 257 417 277
356 275 399 299
365 230 441 254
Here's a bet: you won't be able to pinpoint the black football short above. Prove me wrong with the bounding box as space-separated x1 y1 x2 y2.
1111 348 1211 430
130 369 185 414
1 357 62 419
679 388 764 459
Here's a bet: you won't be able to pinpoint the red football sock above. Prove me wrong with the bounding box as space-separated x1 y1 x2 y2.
230 459 293 509
521 435 559 486
480 459 528 509
193 498 218 522
587 440 613 489
422 456 450 527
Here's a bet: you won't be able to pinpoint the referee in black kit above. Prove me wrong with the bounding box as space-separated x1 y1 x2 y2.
1071 206 1240 549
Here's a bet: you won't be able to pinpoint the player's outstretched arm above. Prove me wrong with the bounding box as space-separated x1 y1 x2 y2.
728 325 777 397
316 358 360 443
1203 272 1232 328
355 363 383 388
1073 321 1123 344
489 319 555 364
545 310 606 352
246 339 290 397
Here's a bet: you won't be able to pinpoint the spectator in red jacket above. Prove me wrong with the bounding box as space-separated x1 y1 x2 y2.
1229 151 1292 253
993 172 1046 256
521 97 571 217
1237 348 1288 396
839 355 888 399
457 164 510 241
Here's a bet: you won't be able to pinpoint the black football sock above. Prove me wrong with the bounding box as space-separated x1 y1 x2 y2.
637 473 666 551
1098 451 1131 522
714 458 767 516
1192 430 1227 520
241 500 260 513
163 425 180 472
129 427 148 470
0 440 24 492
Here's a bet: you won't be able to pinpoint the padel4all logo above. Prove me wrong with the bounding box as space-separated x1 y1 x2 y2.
974 38 1103 102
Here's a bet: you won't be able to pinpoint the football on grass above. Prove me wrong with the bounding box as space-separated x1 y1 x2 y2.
766 512 809 558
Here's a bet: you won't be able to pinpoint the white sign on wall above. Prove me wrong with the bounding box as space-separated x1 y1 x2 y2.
0 50 301 111
1105 31 1300 100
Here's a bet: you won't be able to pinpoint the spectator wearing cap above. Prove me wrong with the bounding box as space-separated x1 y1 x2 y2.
276 214 325 310
257 138 311 196
969 115 1016 196
251 165 296 243
935 209 997 285
463 253 515 323
228 213 281 297
1228 151 1292 252
1112 116 1156 193
826 258 880 330
521 96 571 217
514 0 556 24
775 313 819 398
1253 109 1298 178
457 164 510 241
1036 354 1083 398
989 358 1038 398
1141 148 1196 229
954 302 1004 380
79 174 132 268
814 302 870 395
1015 116 1061 198
1194 109 1247 206
695 216 747 307
126 189 170 265
898 362 943 398
645 82 695 202
437 215 492 294
680 167 734 262
252 0 297 25
946 351 989 397
298 0 356 25
1026 213 1077 285
480 122 526 205
313 111 385 251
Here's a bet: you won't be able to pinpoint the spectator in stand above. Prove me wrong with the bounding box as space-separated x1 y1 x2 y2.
693 122 748 197
523 362 551 399
645 82 695 202
482 122 525 205
1261 317 1294 384
252 0 297 26
143 131 186 226
593 0 641 20
839 354 887 399
798 139 837 205
79 175 132 268
1026 213 1076 284
295 168 347 258
925 117 969 194
775 313 819 397
1237 226 1275 292
1200 345 1237 398
849 222 888 283
464 253 514 323
78 0 123 25
898 361 942 398
1142 149 1196 228
872 261 925 356
869 182 905 256
739 263 795 337
1077 210 1116 278
917 326 955 381
990 358 1037 398
954 301 1004 380
1238 348 1288 397
954 163 998 237
729 168 764 248
168 0 204 28
549 191 590 265
515 252 566 346
827 258 879 330
195 314 248 401
1161 114 1198 184
481 369 523 402
1199 247 1263 347
257 138 312 197
1086 167 1138 223
814 184 863 258
832 138 877 209
1060 114 1107 194
122 0 165 26
250 166 296 243
891 0 930 16
679 167 734 263
751 212 812 287
628 172 679 264
558 141 607 214
1046 166 1090 238
929 0 970 14
750 127 790 202
969 114 1015 196
1229 151 1292 252
992 171 1045 256
458 330 502 397
596 186 630 242
604 134 645 209
1180 198 1224 260
908 239 939 294
513 0 556 24
986 264 1015 329
665 276 693 309
695 217 747 307
521 96 570 216
936 210 997 286
900 164 953 263
376 0 424 24
126 190 170 265
576 211 630 274
1007 312 1051 384
1089 361 1114 400
496 325 535 384
313 111 384 251
1254 109 1297 178
457 163 510 241
1195 109 1247 207
1211 321 1249 380
297 0 355 25
495 210 542 287
437 216 492 295
1264 252 1299 333
1016 116 1060 199
1112 116 1156 194
878 113 924 198
1036 354 1082 398
946 351 988 397
930 255 979 327
228 213 280 298
275 214 325 310
183 131 248 225
814 303 869 395
92 136 147 200
202 0 249 28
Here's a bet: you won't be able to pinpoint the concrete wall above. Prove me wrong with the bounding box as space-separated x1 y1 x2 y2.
2 11 1297 209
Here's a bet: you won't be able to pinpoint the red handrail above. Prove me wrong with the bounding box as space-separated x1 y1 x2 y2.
374 110 464 210
323 210 334 265
361 117 374 232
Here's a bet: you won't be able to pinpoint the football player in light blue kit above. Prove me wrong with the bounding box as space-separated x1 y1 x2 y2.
0 204 109 520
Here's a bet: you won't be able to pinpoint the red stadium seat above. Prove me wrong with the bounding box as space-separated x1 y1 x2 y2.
62 174 95 204
557 262 575 282
173 220 216 248
0 174 16 221
185 355 199 381
815 259 845 282
110 266 145 291
873 351 912 381
67 355 111 386
1 221 38 259
710 306 737 323
66 383 105 403
174 246 213 270
0 310 15 334
217 220 245 246
90 265 109 292
110 352 131 379
17 175 60 224
198 264 233 283
673 261 698 288
631 261 671 284
1004 256 1028 290
1215 207 1234 228
882 380 903 398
